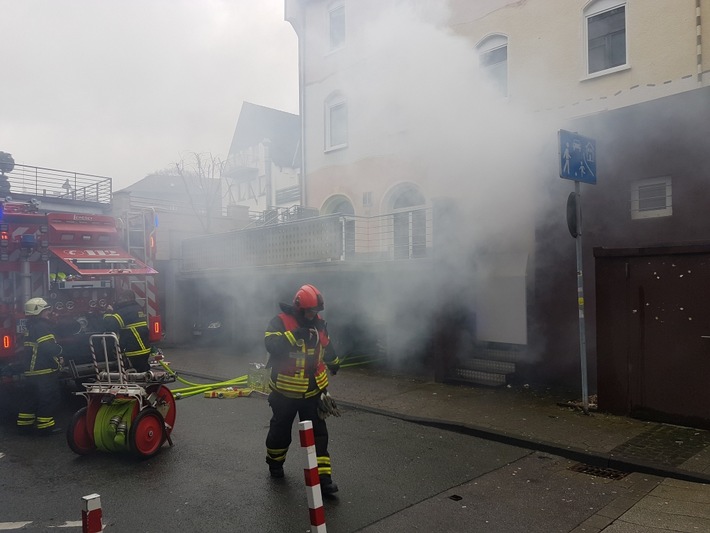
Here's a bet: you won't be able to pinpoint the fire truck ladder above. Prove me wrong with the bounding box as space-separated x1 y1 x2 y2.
125 210 150 262
124 209 154 309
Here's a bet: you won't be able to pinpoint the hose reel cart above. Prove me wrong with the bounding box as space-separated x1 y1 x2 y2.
66 333 176 458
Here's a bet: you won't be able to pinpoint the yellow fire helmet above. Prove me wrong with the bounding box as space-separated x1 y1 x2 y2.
24 297 52 316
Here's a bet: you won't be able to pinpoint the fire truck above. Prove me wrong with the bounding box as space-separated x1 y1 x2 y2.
0 197 162 390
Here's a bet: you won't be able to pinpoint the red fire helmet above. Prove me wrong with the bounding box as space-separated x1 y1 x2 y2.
293 284 324 312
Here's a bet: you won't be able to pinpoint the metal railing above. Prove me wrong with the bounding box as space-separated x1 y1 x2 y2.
5 164 112 204
181 207 433 271
244 205 320 228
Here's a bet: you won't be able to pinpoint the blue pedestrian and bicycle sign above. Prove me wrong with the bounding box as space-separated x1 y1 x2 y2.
559 130 597 185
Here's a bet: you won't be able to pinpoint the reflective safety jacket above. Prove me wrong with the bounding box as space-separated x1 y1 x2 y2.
264 308 339 398
103 300 151 358
23 316 62 376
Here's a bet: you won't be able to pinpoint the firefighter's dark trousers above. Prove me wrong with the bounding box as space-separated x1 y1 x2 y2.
16 372 61 434
265 390 333 478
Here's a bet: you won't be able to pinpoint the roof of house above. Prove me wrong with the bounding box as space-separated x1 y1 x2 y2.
227 102 301 168
116 173 221 207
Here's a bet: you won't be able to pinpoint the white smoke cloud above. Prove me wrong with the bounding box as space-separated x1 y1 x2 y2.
183 1 566 373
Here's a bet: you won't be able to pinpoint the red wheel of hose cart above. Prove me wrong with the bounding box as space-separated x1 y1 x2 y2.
146 384 176 437
67 406 96 455
129 408 166 459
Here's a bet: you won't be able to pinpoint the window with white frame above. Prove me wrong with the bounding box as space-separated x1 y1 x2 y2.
631 177 672 219
329 3 345 51
585 1 626 75
477 34 508 96
362 191 373 207
325 93 347 151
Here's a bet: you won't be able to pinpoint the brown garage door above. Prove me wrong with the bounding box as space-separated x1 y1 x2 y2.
596 246 710 428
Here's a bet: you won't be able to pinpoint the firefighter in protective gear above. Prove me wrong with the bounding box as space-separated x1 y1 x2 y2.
264 284 341 495
103 289 152 372
16 297 64 435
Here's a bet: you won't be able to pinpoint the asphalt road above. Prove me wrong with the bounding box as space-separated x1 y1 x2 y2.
0 379 651 532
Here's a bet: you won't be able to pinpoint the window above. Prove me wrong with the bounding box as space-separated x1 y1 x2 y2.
275 185 300 205
325 93 348 151
585 1 626 75
631 177 672 219
477 35 508 96
362 191 373 207
329 4 345 51
391 186 427 259
323 195 355 257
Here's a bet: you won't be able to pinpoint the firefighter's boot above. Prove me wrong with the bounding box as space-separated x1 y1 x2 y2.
267 457 285 478
36 417 62 436
17 413 36 435
37 425 64 436
320 475 339 495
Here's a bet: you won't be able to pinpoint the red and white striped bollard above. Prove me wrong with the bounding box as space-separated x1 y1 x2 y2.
299 420 327 532
81 493 103 533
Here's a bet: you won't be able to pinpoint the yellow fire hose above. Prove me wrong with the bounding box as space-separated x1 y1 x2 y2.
158 360 249 399
339 354 386 368
158 360 246 388
93 399 135 452
173 378 249 399
157 353 384 400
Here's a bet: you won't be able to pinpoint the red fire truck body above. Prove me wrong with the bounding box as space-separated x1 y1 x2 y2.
0 199 161 384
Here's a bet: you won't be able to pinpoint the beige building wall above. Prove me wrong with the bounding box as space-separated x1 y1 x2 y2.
288 0 708 215
451 0 706 115
288 0 440 215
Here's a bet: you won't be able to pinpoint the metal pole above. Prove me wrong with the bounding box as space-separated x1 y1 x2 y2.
21 258 31 304
574 181 589 414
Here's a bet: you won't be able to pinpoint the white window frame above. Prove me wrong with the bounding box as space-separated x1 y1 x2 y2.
583 0 628 78
362 191 373 208
328 2 345 52
631 176 672 220
476 34 508 97
325 93 348 152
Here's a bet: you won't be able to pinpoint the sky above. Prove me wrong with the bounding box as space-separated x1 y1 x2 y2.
0 0 299 191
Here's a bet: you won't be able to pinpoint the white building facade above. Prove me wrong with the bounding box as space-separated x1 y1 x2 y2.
283 0 710 386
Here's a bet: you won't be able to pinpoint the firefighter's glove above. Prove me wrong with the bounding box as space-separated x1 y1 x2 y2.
317 391 341 420
293 327 313 341
328 363 340 376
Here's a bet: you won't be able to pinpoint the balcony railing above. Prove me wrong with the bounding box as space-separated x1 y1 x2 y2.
6 164 112 205
181 207 433 271
245 205 320 227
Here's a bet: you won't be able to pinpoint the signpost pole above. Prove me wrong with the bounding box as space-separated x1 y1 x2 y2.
559 129 595 416
573 180 589 415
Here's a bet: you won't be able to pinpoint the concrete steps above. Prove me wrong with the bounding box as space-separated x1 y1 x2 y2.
449 344 525 387
453 368 507 387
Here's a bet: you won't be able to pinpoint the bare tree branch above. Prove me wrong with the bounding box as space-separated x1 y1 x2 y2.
174 152 226 233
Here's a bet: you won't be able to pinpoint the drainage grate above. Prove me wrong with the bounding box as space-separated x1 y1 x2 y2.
568 463 629 480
